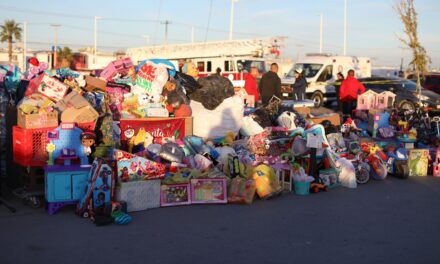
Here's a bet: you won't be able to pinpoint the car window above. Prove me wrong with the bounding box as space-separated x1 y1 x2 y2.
401 80 417 92
294 63 323 78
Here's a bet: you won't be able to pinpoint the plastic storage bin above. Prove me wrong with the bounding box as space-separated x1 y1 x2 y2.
13 126 56 167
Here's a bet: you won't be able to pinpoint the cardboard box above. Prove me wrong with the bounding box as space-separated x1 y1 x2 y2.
85 75 107 92
115 180 161 212
295 107 311 116
308 113 340 126
56 91 90 111
17 110 58 129
61 105 99 123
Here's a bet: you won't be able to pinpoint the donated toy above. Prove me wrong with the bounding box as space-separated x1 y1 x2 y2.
182 62 199 79
159 142 185 163
76 158 115 221
251 164 282 199
128 128 154 153
80 131 96 156
114 149 166 181
277 111 297 130
433 149 440 177
26 57 49 80
47 123 88 165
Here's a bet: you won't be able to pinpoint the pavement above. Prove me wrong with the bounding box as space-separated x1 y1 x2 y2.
1 176 440 264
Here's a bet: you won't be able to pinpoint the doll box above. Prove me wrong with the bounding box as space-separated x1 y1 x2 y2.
408 149 429 177
190 178 227 204
160 183 191 207
17 110 58 129
37 74 69 102
116 180 161 212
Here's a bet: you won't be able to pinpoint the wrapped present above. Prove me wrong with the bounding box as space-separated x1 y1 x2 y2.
114 149 166 182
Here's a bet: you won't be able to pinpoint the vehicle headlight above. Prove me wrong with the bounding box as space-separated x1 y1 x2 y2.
415 94 429 101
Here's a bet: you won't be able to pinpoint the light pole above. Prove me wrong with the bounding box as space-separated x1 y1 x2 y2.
343 0 347 55
50 24 61 69
229 0 238 41
94 16 101 64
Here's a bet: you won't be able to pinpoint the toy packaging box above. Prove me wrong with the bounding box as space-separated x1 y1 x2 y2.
160 183 191 207
408 149 429 177
116 179 161 212
228 178 256 204
37 74 69 102
114 149 166 181
319 169 340 189
190 178 227 204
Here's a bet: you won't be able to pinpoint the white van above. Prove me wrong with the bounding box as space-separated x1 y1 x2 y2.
281 54 371 107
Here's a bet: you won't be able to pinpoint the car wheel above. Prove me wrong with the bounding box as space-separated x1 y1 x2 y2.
399 100 415 112
311 92 323 108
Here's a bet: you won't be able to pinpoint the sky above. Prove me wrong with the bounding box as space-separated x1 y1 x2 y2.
0 0 439 69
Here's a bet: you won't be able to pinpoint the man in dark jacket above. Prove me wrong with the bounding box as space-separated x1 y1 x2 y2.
259 63 281 105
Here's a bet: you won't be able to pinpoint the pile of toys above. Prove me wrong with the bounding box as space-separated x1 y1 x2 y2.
1 56 440 227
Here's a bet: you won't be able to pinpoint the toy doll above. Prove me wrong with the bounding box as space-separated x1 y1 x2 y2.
80 131 96 156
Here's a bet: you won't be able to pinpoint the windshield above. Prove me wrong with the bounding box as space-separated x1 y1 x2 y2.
238 60 266 73
287 63 323 78
401 80 417 92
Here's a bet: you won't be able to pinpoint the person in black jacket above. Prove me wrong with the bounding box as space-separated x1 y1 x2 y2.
259 63 281 105
293 69 307 100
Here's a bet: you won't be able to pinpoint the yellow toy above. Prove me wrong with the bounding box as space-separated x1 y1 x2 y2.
251 164 282 199
183 62 199 79
128 128 154 153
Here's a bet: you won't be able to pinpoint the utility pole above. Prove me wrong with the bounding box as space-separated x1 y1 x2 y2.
319 13 323 54
229 0 238 41
50 24 60 69
22 21 27 71
191 26 195 43
94 16 101 64
161 20 171 45
343 0 347 55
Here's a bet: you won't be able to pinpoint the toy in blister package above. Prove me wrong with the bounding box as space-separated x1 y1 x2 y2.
228 178 256 204
408 149 429 177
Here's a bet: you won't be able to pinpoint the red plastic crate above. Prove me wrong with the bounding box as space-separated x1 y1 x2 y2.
77 121 96 131
13 126 56 167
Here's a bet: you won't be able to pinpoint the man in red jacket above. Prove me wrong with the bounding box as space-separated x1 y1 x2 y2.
243 67 260 105
339 69 366 116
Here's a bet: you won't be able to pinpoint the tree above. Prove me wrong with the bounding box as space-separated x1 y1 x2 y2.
395 0 430 96
57 46 74 68
0 20 22 63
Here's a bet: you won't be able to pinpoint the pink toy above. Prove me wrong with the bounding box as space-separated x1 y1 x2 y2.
100 58 134 81
357 90 377 110
375 91 396 110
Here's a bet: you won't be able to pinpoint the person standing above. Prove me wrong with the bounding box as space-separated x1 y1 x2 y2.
259 63 281 105
292 68 307 100
335 72 345 112
339 69 365 116
243 67 260 105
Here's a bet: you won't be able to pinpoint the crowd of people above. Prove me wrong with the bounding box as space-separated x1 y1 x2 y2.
242 63 366 116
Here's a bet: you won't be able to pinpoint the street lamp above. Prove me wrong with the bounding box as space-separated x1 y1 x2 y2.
142 35 150 46
229 0 238 41
94 16 101 64
50 24 61 68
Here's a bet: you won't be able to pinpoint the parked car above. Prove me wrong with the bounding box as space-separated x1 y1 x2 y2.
358 76 440 112
407 73 440 94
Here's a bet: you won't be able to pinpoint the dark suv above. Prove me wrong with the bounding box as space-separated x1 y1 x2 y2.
407 73 440 94
358 76 440 112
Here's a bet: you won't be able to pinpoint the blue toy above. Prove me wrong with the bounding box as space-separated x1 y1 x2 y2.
48 123 88 165
45 165 91 215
